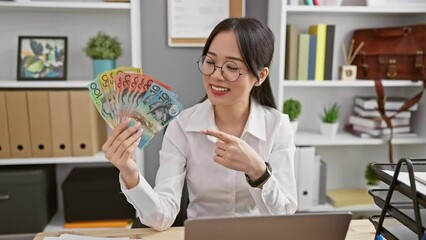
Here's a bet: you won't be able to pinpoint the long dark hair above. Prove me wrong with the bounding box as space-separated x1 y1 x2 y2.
202 17 276 109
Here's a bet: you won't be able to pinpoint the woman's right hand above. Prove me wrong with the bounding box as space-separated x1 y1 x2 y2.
102 119 143 189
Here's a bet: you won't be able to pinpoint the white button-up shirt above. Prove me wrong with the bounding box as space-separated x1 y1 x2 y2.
120 99 297 231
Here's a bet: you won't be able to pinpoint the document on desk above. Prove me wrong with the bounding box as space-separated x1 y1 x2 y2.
383 170 426 195
44 234 130 240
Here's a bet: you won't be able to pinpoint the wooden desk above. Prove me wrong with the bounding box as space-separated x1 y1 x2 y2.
34 219 376 240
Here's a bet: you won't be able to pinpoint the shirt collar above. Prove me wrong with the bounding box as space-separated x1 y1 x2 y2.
185 98 266 142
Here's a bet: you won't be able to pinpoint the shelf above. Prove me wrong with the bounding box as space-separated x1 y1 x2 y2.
295 131 426 146
307 203 381 212
286 5 426 14
0 152 108 165
282 80 424 88
0 1 130 11
0 80 91 89
44 210 132 232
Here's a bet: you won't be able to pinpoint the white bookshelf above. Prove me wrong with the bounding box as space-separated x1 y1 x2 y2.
286 5 426 14
0 1 143 236
268 0 426 212
308 203 380 212
282 80 424 88
0 152 108 165
0 80 91 89
0 1 130 11
295 131 426 146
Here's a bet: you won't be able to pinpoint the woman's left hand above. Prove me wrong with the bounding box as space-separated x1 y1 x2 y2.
202 129 266 181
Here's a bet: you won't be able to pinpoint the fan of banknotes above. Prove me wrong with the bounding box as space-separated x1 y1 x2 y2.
87 66 184 149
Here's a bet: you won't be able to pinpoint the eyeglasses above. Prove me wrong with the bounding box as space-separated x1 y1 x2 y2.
197 55 243 82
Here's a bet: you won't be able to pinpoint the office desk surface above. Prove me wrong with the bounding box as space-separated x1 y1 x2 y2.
34 219 376 240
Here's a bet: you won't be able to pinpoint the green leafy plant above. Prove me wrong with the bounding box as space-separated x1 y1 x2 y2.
320 103 340 123
365 162 380 185
84 32 122 60
283 98 302 122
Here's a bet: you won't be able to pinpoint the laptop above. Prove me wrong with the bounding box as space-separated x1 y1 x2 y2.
184 212 352 240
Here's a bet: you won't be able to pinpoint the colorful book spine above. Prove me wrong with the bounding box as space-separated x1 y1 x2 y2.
285 24 300 80
308 35 317 80
297 34 310 80
309 24 327 81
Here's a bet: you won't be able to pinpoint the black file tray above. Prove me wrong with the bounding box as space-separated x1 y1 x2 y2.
369 189 426 234
369 215 420 240
371 158 426 240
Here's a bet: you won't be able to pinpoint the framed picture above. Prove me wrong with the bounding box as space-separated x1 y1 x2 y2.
17 36 67 80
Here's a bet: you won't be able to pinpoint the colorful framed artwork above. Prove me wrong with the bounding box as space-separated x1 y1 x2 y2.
17 36 67 80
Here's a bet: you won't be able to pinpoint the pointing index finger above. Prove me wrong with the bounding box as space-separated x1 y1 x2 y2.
201 129 234 143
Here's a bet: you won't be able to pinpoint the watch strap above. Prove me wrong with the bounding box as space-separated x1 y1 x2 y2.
245 162 271 188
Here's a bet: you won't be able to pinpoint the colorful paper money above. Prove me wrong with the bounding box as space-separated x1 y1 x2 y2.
88 66 184 149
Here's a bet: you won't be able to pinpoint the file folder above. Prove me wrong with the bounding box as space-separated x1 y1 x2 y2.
70 90 105 156
5 91 32 158
296 146 317 211
49 91 72 157
0 91 11 158
27 91 53 157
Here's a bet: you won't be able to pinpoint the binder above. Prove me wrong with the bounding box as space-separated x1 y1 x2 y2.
318 160 327 205
49 91 72 157
296 146 317 211
0 91 11 158
27 91 53 157
5 91 32 158
70 90 105 156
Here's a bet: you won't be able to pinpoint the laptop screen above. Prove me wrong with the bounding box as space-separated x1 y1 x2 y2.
184 212 352 240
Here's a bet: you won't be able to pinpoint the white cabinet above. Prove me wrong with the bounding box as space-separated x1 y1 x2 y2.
0 0 143 234
267 0 426 211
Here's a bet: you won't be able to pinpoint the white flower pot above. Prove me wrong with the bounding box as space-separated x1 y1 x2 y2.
320 122 339 137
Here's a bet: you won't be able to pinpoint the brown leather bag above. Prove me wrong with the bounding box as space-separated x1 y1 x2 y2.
352 24 426 80
351 25 426 163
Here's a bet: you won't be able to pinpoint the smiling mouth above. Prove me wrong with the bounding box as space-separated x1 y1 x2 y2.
211 84 230 92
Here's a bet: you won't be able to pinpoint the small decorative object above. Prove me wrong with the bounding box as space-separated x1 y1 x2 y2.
340 39 364 80
17 36 67 81
319 102 340 136
283 98 302 136
84 31 122 79
364 162 380 188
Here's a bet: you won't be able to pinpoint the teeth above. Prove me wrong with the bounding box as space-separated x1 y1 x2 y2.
211 85 229 92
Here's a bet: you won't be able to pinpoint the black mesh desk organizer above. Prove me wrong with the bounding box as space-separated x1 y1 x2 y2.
369 158 426 240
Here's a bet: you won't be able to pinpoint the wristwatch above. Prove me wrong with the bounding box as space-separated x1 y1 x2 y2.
245 162 272 188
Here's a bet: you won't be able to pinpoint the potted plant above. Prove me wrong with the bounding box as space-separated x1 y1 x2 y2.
319 102 340 136
283 98 301 135
84 31 122 79
364 162 380 188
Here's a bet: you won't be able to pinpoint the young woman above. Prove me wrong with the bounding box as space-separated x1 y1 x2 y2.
102 17 297 231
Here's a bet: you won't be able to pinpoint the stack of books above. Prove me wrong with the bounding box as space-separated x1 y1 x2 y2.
345 96 418 138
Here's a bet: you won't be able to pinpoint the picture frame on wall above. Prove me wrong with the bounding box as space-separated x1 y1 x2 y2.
17 36 67 81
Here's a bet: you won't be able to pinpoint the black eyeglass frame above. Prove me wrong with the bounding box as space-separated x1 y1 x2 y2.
196 55 243 82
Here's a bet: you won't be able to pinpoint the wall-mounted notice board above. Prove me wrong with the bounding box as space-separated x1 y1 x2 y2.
167 0 245 47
